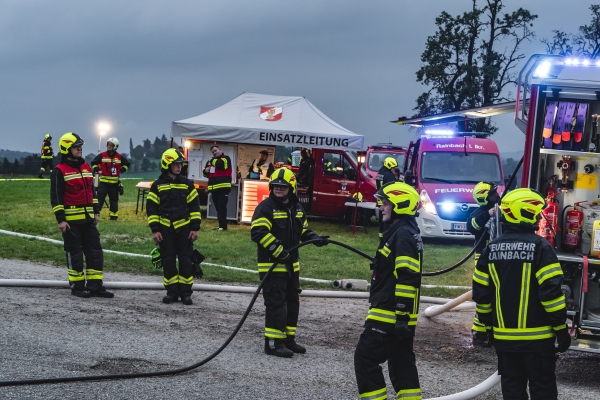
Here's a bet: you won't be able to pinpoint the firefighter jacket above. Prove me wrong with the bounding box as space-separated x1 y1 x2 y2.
247 159 274 180
41 140 53 159
146 171 201 233
366 216 423 335
250 192 318 275
467 205 493 256
91 151 130 184
203 154 232 191
472 224 568 352
375 166 397 205
51 158 98 224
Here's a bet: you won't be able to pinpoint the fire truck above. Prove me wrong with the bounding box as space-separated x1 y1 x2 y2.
400 54 600 353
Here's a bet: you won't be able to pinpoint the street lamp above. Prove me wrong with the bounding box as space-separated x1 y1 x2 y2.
97 122 111 153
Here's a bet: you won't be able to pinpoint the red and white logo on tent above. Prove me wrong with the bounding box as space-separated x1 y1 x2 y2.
260 106 283 121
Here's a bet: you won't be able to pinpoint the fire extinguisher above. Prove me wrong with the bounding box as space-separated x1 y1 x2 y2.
538 177 559 248
563 202 584 253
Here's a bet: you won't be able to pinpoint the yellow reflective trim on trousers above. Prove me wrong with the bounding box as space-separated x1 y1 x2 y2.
67 269 84 282
471 217 480 230
252 217 272 229
493 326 554 341
397 388 422 399
85 269 103 280
395 284 417 298
378 246 391 257
208 183 231 191
488 263 505 328
542 295 566 313
264 327 286 339
286 326 297 336
359 387 387 400
99 176 119 183
257 262 299 273
147 192 160 204
536 263 563 285
518 263 532 329
366 308 396 324
109 211 118 217
179 276 194 285
473 268 490 286
260 233 276 247
163 276 178 286
476 303 492 314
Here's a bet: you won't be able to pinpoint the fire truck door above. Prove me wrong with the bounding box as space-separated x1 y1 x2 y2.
313 151 356 216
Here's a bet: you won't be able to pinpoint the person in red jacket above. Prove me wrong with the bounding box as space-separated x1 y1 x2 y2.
203 145 232 231
50 132 114 298
38 134 54 179
91 137 130 220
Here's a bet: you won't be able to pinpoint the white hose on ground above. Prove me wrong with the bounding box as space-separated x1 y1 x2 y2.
424 290 474 317
424 371 500 400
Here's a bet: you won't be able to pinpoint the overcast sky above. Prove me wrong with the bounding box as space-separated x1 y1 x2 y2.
0 0 593 156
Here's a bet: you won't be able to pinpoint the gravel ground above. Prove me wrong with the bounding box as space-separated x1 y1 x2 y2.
0 259 599 399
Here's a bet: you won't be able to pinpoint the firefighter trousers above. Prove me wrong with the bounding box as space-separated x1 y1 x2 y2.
354 327 421 400
40 158 54 174
159 225 194 297
97 182 119 218
259 272 300 342
62 222 105 291
211 189 230 229
497 349 557 400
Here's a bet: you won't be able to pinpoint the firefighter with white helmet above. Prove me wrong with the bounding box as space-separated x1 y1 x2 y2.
467 181 501 346
472 188 570 399
146 148 201 305
50 132 114 298
91 137 130 220
250 168 329 357
354 181 422 400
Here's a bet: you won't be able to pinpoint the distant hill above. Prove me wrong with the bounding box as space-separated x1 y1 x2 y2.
0 149 37 162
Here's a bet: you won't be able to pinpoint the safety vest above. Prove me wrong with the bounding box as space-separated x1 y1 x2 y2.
98 152 123 184
41 140 53 159
205 154 232 191
54 162 96 222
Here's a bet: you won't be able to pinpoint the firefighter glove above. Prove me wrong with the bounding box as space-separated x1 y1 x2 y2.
312 235 330 247
151 247 162 269
555 328 571 353
118 182 124 196
191 249 205 279
394 320 412 340
278 250 291 262
120 167 126 173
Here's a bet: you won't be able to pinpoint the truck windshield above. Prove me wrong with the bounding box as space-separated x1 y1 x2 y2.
420 152 502 184
368 152 406 172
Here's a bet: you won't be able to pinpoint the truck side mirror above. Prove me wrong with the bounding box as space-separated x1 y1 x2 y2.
404 171 417 188
346 168 356 180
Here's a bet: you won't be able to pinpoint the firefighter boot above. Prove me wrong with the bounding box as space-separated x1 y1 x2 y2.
71 284 91 298
89 286 115 298
162 294 178 304
264 338 293 358
181 295 193 305
285 337 306 354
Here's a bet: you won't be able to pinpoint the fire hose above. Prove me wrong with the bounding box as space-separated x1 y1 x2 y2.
0 238 370 387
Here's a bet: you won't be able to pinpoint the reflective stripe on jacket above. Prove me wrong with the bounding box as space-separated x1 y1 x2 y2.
472 224 567 352
41 140 53 159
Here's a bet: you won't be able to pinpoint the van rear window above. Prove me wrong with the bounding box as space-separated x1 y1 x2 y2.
420 152 502 184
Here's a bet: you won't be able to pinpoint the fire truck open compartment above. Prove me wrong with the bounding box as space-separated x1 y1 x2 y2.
517 55 600 351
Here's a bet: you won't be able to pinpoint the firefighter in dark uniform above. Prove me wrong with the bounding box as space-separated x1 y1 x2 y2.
203 145 232 231
91 137 130 220
375 157 399 238
38 134 54 178
467 181 500 346
250 168 328 357
147 149 201 305
354 182 422 400
472 188 571 400
50 132 114 298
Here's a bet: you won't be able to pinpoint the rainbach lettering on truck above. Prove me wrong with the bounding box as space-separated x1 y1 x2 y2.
487 242 536 261
259 131 349 147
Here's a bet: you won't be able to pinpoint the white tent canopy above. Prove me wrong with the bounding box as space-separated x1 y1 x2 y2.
171 92 364 150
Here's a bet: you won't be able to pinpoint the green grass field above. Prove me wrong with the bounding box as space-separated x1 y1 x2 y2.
0 178 477 297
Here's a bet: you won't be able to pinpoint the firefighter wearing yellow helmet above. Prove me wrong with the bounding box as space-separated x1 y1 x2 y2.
375 157 401 238
250 168 328 357
146 148 201 305
466 181 501 347
90 137 130 220
472 188 569 399
50 133 114 298
354 182 422 400
38 133 54 178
